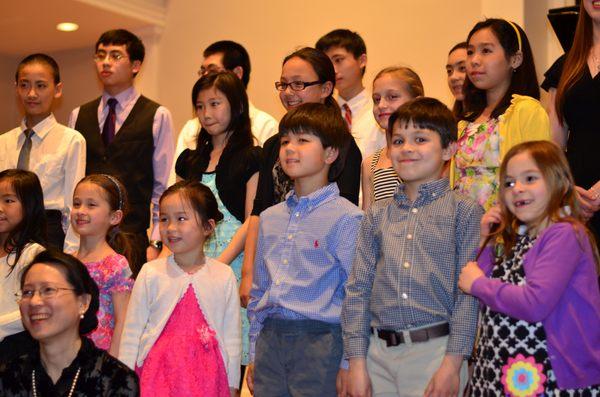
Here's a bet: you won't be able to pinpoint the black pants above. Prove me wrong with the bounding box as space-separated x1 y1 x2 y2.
45 209 65 250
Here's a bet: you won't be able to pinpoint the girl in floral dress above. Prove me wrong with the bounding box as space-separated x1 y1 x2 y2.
452 18 550 210
72 174 133 357
119 180 241 396
459 141 600 396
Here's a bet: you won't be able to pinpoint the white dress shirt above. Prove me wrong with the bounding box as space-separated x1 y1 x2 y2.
168 102 277 186
0 114 86 250
68 87 175 242
118 255 241 388
337 88 386 159
0 243 45 341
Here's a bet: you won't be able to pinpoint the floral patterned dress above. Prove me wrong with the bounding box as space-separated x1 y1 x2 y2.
470 234 600 396
84 253 133 350
455 118 501 210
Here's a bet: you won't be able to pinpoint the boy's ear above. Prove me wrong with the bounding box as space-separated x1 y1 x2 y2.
324 146 339 165
54 82 63 99
442 142 457 161
510 51 523 70
131 60 142 76
358 53 367 70
109 209 124 226
232 66 244 81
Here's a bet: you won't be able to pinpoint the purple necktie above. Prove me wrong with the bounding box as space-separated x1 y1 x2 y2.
102 98 118 146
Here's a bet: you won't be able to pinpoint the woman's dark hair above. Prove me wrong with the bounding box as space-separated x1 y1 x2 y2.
20 249 100 335
555 1 592 123
190 70 253 172
160 180 224 230
282 47 338 109
279 103 350 181
0 170 47 271
462 19 540 121
448 42 468 118
75 174 135 267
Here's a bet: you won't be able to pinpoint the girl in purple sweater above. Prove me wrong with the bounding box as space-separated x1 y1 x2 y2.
459 140 600 395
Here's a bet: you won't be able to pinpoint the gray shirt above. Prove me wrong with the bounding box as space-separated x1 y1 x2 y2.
342 178 483 358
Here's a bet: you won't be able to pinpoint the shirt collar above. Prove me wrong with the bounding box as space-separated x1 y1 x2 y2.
101 86 138 111
19 113 56 140
394 178 449 207
286 182 340 211
337 88 369 114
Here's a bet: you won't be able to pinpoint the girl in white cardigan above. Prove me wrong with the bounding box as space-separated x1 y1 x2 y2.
119 180 241 397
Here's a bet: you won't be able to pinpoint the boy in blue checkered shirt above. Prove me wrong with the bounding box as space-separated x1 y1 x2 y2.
342 98 482 397
247 103 362 396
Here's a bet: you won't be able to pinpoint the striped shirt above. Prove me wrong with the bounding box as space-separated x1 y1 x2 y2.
248 183 363 362
342 178 482 358
370 148 401 202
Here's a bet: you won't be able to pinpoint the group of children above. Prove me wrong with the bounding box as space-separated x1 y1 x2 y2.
0 16 599 397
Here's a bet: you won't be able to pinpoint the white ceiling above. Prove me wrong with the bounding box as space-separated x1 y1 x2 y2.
0 0 163 56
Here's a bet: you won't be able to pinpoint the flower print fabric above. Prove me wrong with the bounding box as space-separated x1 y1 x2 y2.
455 119 501 210
84 254 133 350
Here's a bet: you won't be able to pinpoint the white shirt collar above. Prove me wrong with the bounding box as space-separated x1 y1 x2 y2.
336 88 370 115
101 86 138 111
19 113 57 140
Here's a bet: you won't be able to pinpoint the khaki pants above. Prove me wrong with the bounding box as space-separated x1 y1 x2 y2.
366 332 468 396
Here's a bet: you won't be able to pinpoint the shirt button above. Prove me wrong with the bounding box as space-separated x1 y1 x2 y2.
406 234 413 240
411 208 418 214
403 262 410 269
283 259 288 265
287 234 293 240
432 192 437 197
295 212 300 217
401 293 408 299
275 279 281 285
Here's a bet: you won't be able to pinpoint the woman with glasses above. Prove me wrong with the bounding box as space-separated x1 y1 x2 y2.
0 250 139 396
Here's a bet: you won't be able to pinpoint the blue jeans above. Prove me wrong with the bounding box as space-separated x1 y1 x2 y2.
254 318 343 397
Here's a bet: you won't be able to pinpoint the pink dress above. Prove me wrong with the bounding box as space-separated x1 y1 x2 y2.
85 253 133 350
136 284 229 397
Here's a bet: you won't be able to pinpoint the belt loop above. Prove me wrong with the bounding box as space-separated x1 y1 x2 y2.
402 330 412 345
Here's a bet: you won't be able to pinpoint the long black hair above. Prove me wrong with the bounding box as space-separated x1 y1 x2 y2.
462 19 539 121
0 169 47 271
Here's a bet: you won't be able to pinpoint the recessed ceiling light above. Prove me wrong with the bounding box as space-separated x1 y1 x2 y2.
56 22 79 32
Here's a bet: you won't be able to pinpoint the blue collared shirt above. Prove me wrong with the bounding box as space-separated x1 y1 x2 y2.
248 183 363 362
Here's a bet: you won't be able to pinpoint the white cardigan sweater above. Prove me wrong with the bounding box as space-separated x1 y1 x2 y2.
118 256 241 387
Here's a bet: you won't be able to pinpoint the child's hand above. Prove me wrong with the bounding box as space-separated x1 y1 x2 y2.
576 186 600 220
458 261 484 294
336 368 348 397
347 358 372 397
423 354 462 397
239 275 252 308
480 205 502 241
246 363 255 395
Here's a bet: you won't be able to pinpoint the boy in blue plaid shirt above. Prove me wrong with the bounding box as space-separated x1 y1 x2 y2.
343 98 482 397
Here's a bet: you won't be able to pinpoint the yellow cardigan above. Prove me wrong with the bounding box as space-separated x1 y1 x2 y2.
450 94 551 188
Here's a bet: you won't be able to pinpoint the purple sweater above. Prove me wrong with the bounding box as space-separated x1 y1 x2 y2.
472 222 600 389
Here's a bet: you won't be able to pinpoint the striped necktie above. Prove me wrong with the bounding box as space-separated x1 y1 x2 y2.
342 103 352 131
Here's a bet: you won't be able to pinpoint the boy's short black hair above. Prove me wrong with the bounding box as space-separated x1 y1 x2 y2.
95 29 145 63
279 102 350 181
316 29 367 75
388 97 457 148
203 41 251 88
15 53 60 84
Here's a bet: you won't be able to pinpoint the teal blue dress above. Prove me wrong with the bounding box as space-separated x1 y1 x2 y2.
201 172 249 365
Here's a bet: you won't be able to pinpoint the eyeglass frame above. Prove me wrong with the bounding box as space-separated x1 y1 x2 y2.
275 80 323 92
15 286 76 303
93 50 129 63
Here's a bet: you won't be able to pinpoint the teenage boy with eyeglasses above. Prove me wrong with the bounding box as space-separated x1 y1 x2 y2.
68 29 174 276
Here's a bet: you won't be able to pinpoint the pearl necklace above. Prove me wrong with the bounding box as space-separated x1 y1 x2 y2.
32 367 81 397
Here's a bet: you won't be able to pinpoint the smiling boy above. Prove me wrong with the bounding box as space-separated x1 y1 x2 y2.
342 97 482 397
0 54 85 250
68 29 174 275
247 103 362 396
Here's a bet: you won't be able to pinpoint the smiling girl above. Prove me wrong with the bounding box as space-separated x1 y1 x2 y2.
452 19 551 210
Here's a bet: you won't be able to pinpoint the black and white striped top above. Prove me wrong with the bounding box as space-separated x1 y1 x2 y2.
370 148 401 202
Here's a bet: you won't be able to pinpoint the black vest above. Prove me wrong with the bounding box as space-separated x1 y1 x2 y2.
75 96 160 234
